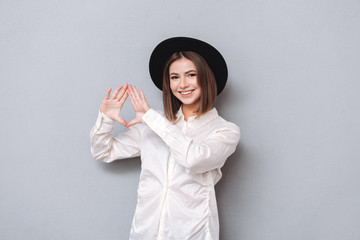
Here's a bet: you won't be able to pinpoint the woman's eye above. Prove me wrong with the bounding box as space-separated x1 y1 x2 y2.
170 76 179 80
188 74 196 78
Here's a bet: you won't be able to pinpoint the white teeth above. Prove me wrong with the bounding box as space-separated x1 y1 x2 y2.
180 90 193 94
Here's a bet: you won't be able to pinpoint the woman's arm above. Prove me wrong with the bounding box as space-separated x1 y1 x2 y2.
142 109 240 174
90 84 143 163
90 112 143 163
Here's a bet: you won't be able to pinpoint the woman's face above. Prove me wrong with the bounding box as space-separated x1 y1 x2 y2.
169 58 201 109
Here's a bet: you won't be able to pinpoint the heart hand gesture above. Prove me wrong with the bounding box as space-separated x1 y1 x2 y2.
100 84 151 128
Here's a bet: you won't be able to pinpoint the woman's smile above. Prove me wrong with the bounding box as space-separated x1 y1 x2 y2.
179 89 195 97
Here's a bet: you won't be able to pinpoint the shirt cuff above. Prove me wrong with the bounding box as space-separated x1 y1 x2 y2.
141 108 156 124
94 110 116 132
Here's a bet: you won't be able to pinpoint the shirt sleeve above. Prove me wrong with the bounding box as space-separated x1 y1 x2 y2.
90 111 143 163
142 109 240 174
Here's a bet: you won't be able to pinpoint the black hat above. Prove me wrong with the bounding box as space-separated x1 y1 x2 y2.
149 37 228 95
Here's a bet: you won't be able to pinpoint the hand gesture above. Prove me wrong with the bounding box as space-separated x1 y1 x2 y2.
127 85 150 128
100 84 129 126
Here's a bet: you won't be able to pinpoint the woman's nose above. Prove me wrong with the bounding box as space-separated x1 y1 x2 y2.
179 77 189 88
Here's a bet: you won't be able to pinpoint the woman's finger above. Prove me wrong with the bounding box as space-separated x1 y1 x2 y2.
128 85 138 104
128 89 137 109
119 91 128 106
126 84 131 96
104 88 112 100
140 89 150 112
131 86 143 107
116 84 128 101
140 89 147 102
115 116 127 126
127 118 140 128
133 85 141 100
111 85 123 99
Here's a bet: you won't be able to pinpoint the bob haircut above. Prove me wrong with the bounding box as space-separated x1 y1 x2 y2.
162 51 217 122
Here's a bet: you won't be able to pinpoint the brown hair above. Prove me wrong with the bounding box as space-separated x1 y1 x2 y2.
162 51 217 122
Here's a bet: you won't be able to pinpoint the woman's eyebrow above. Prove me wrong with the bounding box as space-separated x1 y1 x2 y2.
170 70 196 75
185 70 196 74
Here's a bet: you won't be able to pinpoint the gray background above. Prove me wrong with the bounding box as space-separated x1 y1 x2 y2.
1 0 359 239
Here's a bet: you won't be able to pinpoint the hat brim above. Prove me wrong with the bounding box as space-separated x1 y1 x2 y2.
149 37 228 95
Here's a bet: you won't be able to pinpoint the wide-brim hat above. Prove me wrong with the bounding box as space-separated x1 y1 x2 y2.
149 37 228 95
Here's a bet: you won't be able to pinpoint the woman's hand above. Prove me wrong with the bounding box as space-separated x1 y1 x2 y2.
127 85 150 128
100 84 129 126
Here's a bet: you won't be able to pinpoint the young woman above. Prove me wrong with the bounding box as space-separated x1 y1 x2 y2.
90 37 240 240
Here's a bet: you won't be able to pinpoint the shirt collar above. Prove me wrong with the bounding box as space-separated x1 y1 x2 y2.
174 106 219 128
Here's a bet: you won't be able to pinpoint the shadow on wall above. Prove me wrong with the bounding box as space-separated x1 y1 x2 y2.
97 157 141 176
216 144 247 240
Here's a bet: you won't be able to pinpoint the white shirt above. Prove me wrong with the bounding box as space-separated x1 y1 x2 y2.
90 107 240 240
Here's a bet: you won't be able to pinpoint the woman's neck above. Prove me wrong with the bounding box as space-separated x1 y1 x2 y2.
182 104 199 121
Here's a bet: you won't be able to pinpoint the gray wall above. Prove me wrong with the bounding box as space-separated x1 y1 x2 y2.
1 0 359 239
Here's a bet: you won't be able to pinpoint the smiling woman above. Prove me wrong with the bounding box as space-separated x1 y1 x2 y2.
90 37 240 240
